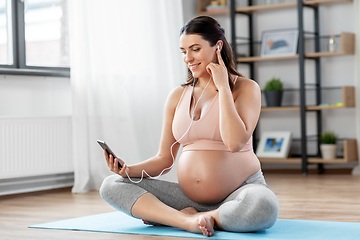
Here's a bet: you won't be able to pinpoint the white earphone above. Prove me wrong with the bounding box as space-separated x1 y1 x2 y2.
217 45 220 50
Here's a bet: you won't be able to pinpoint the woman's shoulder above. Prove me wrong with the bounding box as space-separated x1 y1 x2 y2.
234 75 259 89
165 85 188 110
169 85 187 100
232 76 261 98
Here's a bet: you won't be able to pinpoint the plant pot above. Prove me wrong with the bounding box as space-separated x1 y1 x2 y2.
320 144 338 159
264 90 283 107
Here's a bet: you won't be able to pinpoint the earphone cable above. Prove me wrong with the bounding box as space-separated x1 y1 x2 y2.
124 77 212 183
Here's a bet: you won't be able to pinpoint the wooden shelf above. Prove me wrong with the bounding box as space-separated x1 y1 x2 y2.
303 0 353 7
259 158 301 163
261 106 300 112
310 85 355 108
259 139 358 163
237 55 299 63
306 32 355 57
198 8 230 15
342 85 356 107
198 0 353 15
307 85 355 109
261 86 355 111
306 52 347 58
235 2 296 13
237 32 354 63
262 104 351 112
198 3 296 15
307 105 349 110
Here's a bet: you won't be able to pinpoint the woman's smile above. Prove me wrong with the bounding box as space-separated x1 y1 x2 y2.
189 63 201 71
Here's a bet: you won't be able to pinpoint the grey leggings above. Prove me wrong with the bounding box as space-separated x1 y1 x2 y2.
99 170 279 232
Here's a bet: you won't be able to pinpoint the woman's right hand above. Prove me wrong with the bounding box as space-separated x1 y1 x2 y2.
104 150 128 177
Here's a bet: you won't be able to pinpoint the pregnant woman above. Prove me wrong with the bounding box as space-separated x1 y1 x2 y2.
100 16 279 237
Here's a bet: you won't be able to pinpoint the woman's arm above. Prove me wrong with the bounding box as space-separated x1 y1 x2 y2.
218 79 261 152
207 49 261 152
105 86 184 177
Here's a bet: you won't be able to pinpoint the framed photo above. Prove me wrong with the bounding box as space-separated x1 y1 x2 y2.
256 131 292 158
260 29 299 57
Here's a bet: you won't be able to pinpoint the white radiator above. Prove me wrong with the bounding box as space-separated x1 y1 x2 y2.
0 116 73 180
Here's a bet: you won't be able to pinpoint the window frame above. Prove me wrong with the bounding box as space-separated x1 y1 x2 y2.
0 0 70 77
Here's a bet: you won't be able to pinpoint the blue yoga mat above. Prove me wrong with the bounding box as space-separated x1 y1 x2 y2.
29 211 360 239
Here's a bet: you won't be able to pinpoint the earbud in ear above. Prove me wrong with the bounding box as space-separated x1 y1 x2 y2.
217 45 220 50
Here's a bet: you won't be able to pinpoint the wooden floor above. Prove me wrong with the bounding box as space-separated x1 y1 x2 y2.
1 173 360 240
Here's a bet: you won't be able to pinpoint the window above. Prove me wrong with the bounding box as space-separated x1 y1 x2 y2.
0 0 69 77
0 0 13 65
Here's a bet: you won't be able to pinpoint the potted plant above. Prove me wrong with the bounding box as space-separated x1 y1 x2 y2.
320 131 338 159
263 77 283 107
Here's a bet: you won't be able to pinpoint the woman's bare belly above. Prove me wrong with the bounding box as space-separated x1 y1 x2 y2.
177 150 260 204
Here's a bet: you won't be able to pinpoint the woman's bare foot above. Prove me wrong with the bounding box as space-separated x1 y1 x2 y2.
143 207 217 237
197 215 215 237
180 207 218 236
142 219 165 226
184 213 215 237
143 207 198 226
180 207 198 215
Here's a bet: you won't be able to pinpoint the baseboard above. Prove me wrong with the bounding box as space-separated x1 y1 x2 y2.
261 162 358 174
0 186 73 200
0 172 74 196
263 168 353 174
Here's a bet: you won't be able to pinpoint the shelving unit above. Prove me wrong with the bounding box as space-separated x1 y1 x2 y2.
236 32 354 62
198 0 353 15
259 139 358 164
261 86 355 111
198 0 357 174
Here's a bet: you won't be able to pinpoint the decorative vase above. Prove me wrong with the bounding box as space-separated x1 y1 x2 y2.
320 144 337 159
264 90 283 107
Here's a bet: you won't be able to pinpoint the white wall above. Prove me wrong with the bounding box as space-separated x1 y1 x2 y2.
182 0 198 23
0 74 73 189
0 75 71 117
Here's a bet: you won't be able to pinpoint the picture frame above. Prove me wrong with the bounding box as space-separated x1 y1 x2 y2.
256 131 292 158
260 29 299 57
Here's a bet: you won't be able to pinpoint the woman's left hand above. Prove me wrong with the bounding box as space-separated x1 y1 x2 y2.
206 49 229 90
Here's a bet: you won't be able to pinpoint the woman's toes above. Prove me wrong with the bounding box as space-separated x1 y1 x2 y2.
197 216 214 237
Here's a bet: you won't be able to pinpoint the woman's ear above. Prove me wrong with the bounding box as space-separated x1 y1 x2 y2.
216 40 223 51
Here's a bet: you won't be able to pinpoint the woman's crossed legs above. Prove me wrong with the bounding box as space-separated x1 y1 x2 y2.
99 175 279 236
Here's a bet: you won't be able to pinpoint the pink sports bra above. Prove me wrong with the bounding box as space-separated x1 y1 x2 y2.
172 77 253 152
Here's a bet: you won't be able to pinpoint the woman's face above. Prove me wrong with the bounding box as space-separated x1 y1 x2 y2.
180 34 217 79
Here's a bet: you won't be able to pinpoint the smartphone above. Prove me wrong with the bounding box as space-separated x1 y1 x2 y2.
97 140 123 168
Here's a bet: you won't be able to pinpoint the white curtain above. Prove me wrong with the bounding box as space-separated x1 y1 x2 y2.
68 0 185 192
